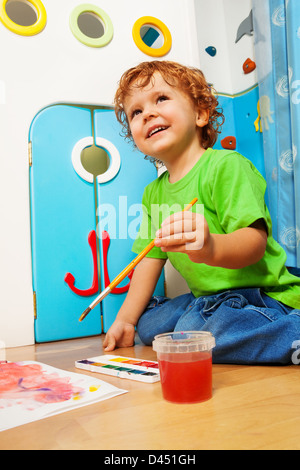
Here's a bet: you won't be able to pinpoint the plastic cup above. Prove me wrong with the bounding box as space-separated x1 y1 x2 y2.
152 331 215 404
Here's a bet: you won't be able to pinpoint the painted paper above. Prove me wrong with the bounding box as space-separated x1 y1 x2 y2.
0 361 127 432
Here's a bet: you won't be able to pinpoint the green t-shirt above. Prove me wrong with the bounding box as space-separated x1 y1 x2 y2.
132 148 300 309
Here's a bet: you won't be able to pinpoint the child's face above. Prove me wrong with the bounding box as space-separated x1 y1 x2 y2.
123 72 208 165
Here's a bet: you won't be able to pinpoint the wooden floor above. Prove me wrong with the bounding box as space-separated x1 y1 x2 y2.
0 334 299 450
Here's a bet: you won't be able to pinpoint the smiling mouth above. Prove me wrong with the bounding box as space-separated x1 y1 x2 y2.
147 126 169 138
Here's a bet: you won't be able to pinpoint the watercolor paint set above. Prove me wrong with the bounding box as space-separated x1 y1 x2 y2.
75 355 160 383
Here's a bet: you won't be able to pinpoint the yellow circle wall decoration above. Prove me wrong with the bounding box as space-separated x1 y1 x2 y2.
132 16 172 57
0 0 47 36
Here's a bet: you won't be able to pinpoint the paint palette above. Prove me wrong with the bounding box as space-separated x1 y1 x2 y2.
75 355 160 383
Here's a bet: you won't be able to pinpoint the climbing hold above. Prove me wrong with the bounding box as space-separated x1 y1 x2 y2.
221 136 236 150
243 58 256 74
205 46 217 57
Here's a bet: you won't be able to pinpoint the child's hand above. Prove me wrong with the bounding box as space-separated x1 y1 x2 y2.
103 321 136 351
154 211 214 263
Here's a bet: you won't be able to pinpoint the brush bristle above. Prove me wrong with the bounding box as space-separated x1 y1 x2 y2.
79 307 91 322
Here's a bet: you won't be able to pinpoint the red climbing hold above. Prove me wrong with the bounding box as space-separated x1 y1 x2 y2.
221 136 236 150
243 58 256 74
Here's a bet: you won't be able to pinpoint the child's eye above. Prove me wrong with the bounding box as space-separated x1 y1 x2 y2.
157 95 168 103
131 109 142 119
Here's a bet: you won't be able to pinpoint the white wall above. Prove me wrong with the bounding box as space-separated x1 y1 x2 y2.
194 0 256 94
0 0 199 346
0 0 258 346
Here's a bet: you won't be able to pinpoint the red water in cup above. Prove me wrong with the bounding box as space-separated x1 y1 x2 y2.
158 351 212 403
153 332 215 404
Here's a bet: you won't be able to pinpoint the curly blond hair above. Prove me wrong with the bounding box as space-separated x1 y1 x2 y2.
114 60 224 151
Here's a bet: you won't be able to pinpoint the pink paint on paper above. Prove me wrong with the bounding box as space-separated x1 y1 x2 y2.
0 362 84 408
0 361 126 433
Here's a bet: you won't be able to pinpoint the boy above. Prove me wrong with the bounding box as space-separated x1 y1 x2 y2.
103 61 300 364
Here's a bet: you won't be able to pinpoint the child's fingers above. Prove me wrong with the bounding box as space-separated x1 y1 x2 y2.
154 212 206 253
103 334 116 352
154 231 197 248
156 221 195 239
161 211 194 227
157 212 196 238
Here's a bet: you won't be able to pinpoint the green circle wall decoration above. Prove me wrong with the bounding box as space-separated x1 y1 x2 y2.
69 4 113 48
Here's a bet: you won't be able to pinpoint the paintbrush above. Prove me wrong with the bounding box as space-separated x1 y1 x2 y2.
79 197 198 322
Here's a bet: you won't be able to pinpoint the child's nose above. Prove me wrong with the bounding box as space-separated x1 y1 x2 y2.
144 106 158 121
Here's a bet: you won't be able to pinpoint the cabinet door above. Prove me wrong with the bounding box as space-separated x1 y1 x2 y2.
29 105 101 342
29 105 164 342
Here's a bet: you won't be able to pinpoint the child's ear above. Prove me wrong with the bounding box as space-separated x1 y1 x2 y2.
196 109 209 128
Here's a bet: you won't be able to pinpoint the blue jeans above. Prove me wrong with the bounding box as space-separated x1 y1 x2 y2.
136 288 300 364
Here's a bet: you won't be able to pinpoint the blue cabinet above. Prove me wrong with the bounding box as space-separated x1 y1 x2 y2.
29 104 164 342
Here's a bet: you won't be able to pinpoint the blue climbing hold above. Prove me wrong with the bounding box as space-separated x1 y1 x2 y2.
205 46 217 57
